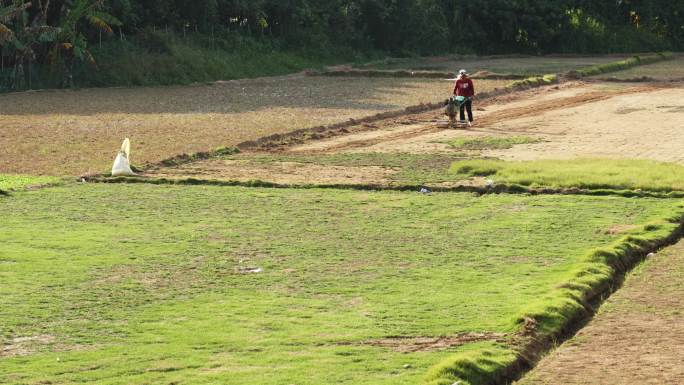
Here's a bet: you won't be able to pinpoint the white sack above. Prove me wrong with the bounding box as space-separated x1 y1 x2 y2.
111 138 135 177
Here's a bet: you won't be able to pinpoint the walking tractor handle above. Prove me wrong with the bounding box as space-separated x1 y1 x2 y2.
451 95 470 107
445 95 473 129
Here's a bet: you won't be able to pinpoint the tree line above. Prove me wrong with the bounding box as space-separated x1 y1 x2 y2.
106 0 683 53
1 0 682 89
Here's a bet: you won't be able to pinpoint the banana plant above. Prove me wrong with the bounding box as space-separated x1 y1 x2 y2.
51 0 121 87
1 0 58 89
0 1 29 45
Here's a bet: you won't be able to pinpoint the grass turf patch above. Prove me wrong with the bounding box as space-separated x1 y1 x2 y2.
359 55 631 76
576 53 672 77
592 53 684 81
451 158 684 193
423 213 683 385
0 175 61 191
1 184 681 384
510 74 558 88
443 136 542 151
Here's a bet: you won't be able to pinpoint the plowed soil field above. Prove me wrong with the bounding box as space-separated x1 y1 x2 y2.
147 81 684 187
0 75 508 176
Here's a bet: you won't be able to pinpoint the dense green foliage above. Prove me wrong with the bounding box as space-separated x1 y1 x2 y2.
1 184 680 384
1 0 682 89
100 0 684 54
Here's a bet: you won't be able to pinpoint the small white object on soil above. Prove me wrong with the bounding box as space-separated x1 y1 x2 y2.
111 138 135 177
647 252 656 258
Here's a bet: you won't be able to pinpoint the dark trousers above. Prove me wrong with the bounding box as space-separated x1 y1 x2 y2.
460 99 473 122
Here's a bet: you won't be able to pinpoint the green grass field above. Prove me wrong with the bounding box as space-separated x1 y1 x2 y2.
443 136 543 151
1 184 681 385
0 175 61 191
451 159 684 193
2 53 682 385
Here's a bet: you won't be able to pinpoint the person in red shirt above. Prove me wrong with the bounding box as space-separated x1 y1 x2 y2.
453 69 475 127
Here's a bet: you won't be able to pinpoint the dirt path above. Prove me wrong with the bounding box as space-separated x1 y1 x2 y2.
517 239 684 385
287 82 593 154
482 84 684 164
145 82 684 186
287 83 674 156
318 82 684 166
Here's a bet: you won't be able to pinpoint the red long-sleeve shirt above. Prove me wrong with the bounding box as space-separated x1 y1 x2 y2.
454 78 475 97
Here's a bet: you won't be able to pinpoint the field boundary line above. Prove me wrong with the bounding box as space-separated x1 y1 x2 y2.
423 209 684 385
590 76 684 83
306 68 529 80
81 175 684 199
572 52 673 78
308 53 671 80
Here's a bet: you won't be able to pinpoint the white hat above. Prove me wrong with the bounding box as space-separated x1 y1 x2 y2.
459 69 468 75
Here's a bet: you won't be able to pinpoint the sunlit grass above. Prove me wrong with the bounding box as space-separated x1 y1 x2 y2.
0 174 61 191
451 158 684 192
1 184 678 384
443 136 543 151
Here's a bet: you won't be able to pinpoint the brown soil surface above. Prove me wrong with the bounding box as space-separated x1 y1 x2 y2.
146 158 397 185
145 81 684 186
286 82 591 154
0 74 509 176
1 335 55 357
517 239 684 385
366 332 507 353
482 83 684 164
297 82 684 166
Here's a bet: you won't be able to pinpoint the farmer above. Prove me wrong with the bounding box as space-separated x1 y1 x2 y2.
453 69 475 127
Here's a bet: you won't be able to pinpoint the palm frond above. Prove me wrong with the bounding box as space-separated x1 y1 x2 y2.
0 2 31 23
87 15 112 34
89 11 122 27
0 22 13 44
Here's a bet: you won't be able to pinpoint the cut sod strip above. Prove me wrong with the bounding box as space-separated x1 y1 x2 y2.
0 174 61 191
451 159 684 194
1 184 682 385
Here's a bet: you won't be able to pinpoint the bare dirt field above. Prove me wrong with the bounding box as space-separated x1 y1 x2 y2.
286 82 684 163
147 158 399 185
0 75 509 176
517 239 684 385
147 80 684 187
